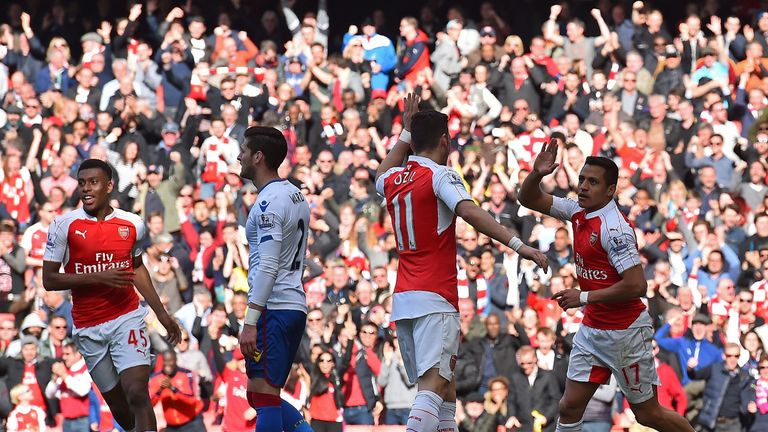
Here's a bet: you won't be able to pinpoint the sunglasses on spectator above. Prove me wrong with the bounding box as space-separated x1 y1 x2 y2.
319 357 334 363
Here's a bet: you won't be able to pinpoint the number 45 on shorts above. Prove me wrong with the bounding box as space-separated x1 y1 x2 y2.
127 329 148 350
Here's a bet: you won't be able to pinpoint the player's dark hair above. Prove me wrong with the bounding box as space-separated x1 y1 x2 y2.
244 126 288 171
78 159 113 181
584 156 619 187
411 111 448 153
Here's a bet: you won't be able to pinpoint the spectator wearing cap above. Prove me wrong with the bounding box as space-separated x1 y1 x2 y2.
343 17 397 91
688 342 754 432
456 390 497 432
652 45 685 96
688 47 729 101
45 341 91 431
0 336 56 425
656 313 723 386
394 16 430 84
135 150 185 233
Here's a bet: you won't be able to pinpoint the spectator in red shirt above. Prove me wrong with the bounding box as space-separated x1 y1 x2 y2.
340 321 382 425
309 349 350 432
219 349 256 432
44 342 92 432
148 350 205 431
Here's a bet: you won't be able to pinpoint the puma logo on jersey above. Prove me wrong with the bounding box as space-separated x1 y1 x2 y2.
136 348 146 356
75 230 87 239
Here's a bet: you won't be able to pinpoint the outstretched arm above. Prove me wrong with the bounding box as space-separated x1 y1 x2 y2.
518 139 559 216
456 201 548 271
375 93 419 180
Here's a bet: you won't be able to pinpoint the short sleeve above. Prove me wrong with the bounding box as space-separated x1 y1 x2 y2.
133 220 146 257
550 196 582 222
602 225 641 274
433 167 473 213
43 217 68 263
375 167 400 197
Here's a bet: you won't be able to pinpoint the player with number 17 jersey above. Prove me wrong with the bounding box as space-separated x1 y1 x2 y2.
376 156 472 320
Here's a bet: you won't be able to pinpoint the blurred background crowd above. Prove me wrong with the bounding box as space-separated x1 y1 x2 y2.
1 0 768 431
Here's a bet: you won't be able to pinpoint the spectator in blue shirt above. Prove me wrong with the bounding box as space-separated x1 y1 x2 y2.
655 312 723 385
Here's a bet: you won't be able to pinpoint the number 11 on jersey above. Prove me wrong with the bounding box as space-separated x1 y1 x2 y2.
392 192 416 251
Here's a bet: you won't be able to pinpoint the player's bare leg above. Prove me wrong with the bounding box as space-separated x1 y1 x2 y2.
120 365 157 431
247 377 311 432
628 387 694 432
100 383 136 431
408 368 453 432
556 379 600 431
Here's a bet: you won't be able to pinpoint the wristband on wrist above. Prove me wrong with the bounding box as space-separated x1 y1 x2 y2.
507 236 524 252
579 291 589 305
399 129 412 144
244 307 261 325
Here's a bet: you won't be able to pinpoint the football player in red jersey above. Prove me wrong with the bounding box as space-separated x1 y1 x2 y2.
42 159 181 432
375 94 548 432
519 140 693 432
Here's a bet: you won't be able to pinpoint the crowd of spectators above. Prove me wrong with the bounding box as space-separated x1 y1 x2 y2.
3 0 768 431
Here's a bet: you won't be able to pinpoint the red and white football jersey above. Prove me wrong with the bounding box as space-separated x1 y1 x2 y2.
376 156 473 319
44 208 144 328
20 222 49 262
550 197 648 330
6 404 46 432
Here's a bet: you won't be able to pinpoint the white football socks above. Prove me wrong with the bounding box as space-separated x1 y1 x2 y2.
438 401 457 432
406 390 442 432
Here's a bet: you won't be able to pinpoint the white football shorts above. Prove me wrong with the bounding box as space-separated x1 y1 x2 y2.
396 312 460 384
72 306 151 392
567 323 660 404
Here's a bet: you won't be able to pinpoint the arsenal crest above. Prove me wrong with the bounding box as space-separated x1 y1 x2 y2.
118 226 130 240
589 232 598 245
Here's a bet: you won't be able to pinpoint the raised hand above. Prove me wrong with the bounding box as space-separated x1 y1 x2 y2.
532 138 560 176
129 3 142 22
402 92 420 131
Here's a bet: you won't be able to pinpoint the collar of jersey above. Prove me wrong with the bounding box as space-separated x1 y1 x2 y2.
258 178 285 193
80 207 117 221
408 155 437 166
584 199 618 220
